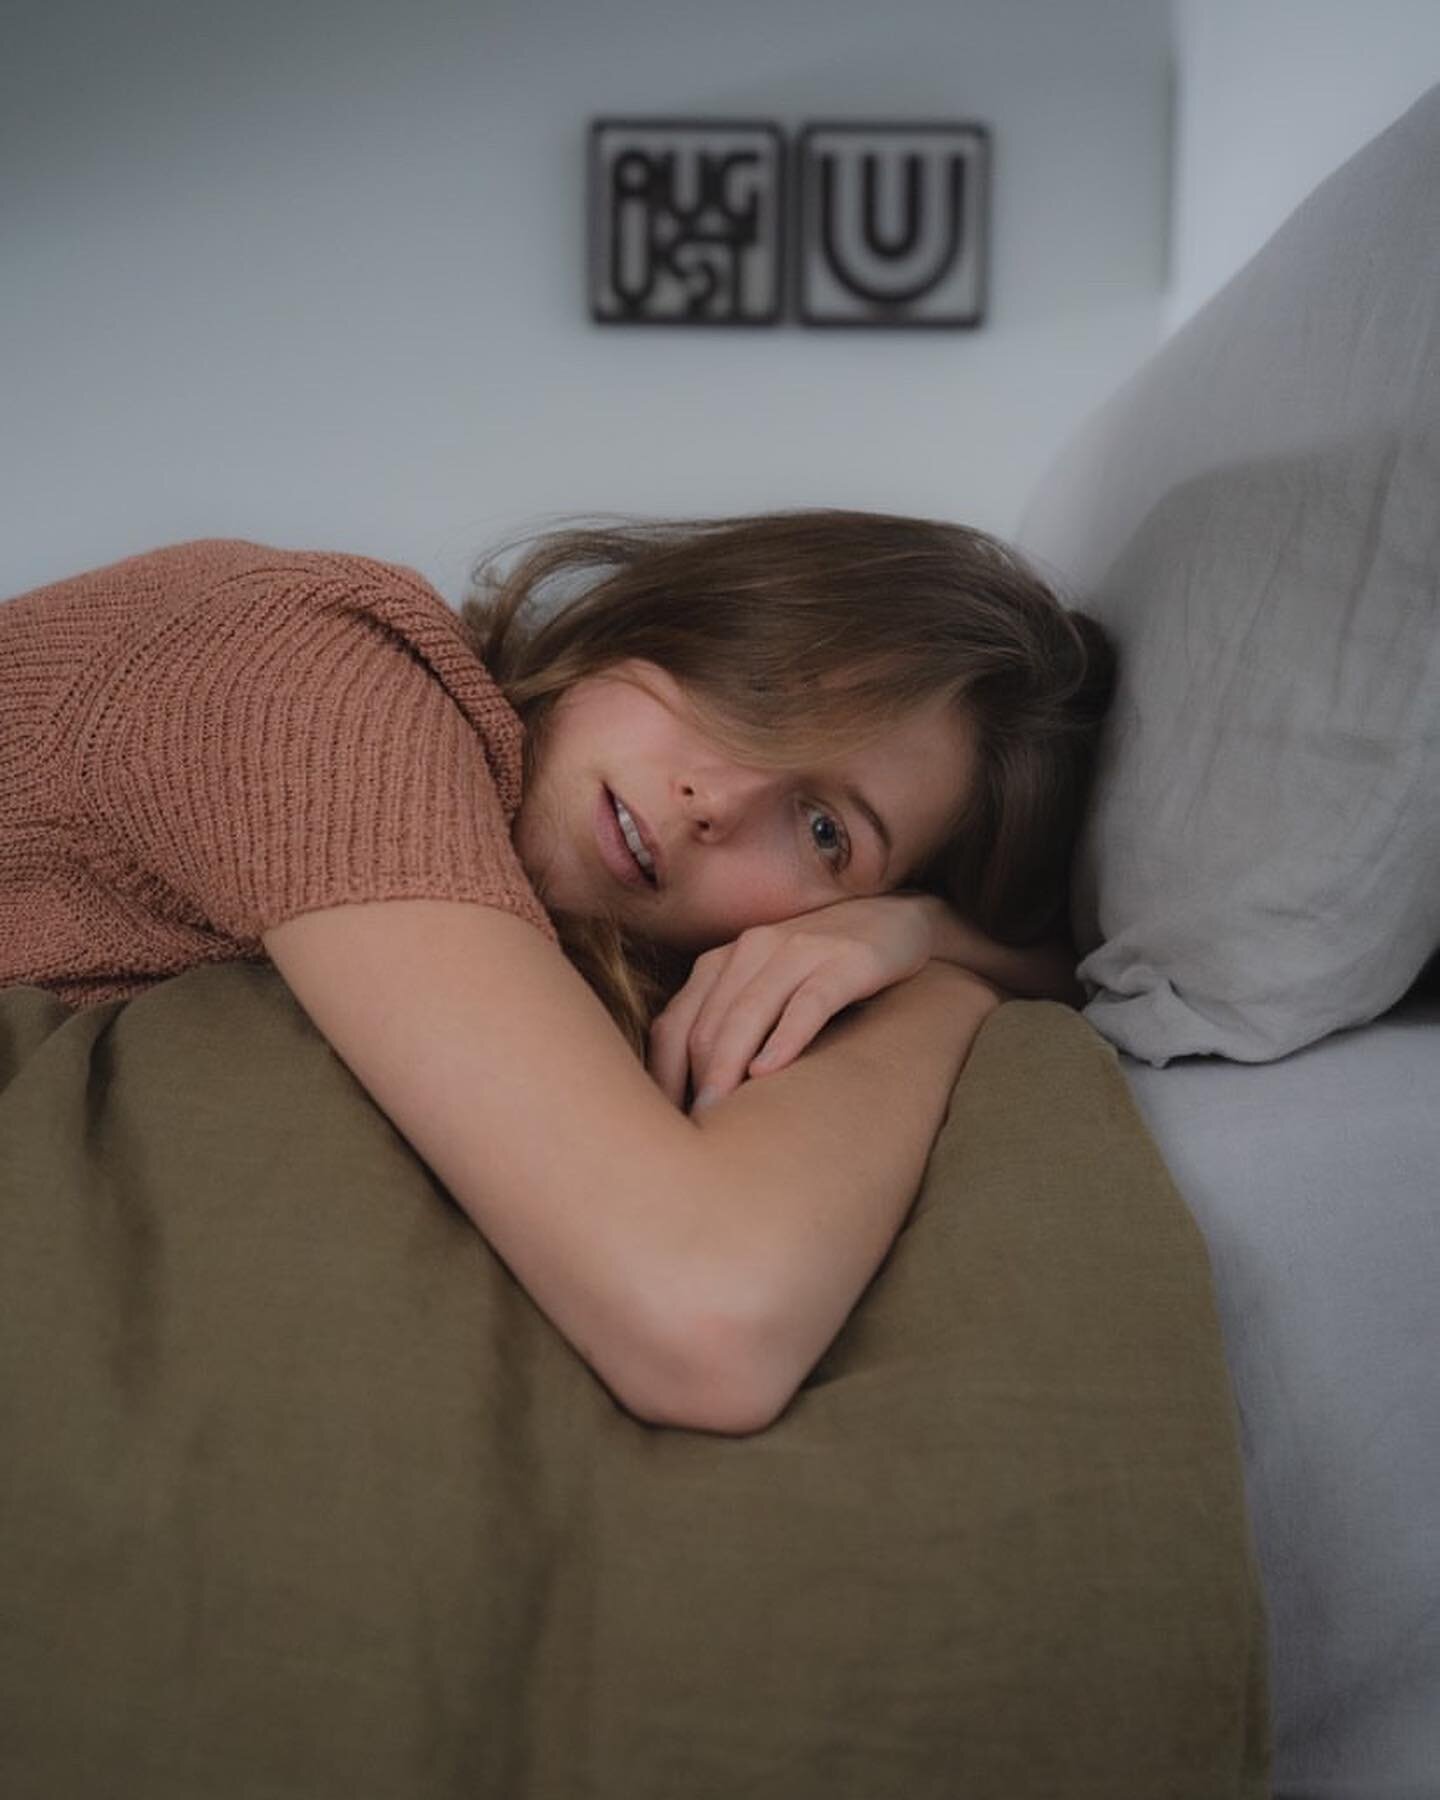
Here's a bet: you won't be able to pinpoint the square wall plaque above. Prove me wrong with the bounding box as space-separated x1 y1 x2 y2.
590 119 784 325
795 122 990 327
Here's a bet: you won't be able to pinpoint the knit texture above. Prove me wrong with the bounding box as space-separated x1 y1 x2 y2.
0 538 557 1009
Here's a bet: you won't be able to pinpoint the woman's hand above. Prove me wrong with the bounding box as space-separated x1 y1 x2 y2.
646 895 939 1113
646 890 1083 1112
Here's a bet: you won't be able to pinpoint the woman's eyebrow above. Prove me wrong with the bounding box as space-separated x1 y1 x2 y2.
840 783 892 876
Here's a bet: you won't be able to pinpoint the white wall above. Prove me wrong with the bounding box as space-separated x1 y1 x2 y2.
1 0 1173 600
1168 0 1440 329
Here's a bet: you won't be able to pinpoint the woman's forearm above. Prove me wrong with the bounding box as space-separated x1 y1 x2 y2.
658 961 999 1431
914 893 1084 1006
264 899 991 1441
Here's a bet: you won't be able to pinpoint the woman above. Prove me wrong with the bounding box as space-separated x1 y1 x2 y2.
0 511 1112 1434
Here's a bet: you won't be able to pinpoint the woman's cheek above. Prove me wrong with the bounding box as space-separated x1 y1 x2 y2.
712 862 813 935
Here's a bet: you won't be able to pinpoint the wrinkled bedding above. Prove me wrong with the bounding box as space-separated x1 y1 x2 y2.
1122 996 1440 1800
0 964 1268 1798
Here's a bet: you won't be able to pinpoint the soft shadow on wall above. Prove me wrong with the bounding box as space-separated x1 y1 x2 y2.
1 0 1173 599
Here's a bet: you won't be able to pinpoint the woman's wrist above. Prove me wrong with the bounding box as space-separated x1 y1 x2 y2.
911 892 1083 1007
910 954 1005 1019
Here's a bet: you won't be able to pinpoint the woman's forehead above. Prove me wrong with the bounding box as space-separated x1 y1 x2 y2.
828 699 977 863
830 690 974 773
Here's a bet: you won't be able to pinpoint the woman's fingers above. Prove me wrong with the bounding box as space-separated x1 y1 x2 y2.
687 958 854 1108
744 980 847 1077
646 943 743 1107
649 901 933 1111
646 964 711 1106
671 945 788 1108
650 937 789 1110
683 972 795 1107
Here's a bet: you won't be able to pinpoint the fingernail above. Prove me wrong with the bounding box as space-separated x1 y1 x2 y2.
692 1087 720 1113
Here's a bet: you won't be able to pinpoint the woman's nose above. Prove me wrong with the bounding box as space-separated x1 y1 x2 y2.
679 770 765 839
679 782 715 836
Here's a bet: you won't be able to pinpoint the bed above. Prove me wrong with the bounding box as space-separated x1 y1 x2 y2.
1123 996 1440 1797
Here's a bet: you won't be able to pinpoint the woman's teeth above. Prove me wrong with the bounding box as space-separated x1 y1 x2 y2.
613 795 656 879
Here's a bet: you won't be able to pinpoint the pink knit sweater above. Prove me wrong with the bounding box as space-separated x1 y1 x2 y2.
0 538 557 1010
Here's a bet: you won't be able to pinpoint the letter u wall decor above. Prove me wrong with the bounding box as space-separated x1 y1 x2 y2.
588 118 991 329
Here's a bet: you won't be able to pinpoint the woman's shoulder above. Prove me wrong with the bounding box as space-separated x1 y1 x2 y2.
23 535 455 622
5 537 459 660
128 538 458 632
182 538 499 700
7 531 527 826
66 536 514 747
32 535 548 950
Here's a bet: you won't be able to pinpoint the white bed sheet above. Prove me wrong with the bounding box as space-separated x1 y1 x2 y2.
1120 995 1440 1800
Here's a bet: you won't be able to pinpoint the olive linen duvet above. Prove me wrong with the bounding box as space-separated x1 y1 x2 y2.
0 963 1268 1798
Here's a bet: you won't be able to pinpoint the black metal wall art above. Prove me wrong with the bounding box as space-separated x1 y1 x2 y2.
796 123 988 327
588 118 990 330
589 120 785 325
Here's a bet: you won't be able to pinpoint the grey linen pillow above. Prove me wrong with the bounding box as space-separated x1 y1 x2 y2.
1017 84 1440 1065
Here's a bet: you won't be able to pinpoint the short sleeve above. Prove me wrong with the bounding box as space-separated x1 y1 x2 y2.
70 552 557 947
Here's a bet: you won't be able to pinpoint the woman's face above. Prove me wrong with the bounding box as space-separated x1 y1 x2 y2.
513 659 977 954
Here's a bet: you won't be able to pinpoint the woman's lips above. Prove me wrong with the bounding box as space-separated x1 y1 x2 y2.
596 785 655 889
616 791 663 886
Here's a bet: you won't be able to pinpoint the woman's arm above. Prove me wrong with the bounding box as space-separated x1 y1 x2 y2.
641 889 1075 1117
262 900 995 1436
912 893 1085 1006
679 956 996 1428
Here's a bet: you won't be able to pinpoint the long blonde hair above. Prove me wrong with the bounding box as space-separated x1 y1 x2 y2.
458 510 1113 1060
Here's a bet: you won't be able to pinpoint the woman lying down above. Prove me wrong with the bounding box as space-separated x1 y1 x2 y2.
0 511 1114 1435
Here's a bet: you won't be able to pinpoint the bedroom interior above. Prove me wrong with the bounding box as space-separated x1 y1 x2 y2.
2 3 1437 1796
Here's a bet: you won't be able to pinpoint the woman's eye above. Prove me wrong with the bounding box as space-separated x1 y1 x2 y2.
804 803 850 871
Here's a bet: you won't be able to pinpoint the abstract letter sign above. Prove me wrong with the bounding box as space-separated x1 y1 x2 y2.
589 120 785 326
796 122 989 327
589 118 989 329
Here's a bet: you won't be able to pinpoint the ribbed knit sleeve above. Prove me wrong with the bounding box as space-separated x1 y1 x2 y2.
2 539 557 998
